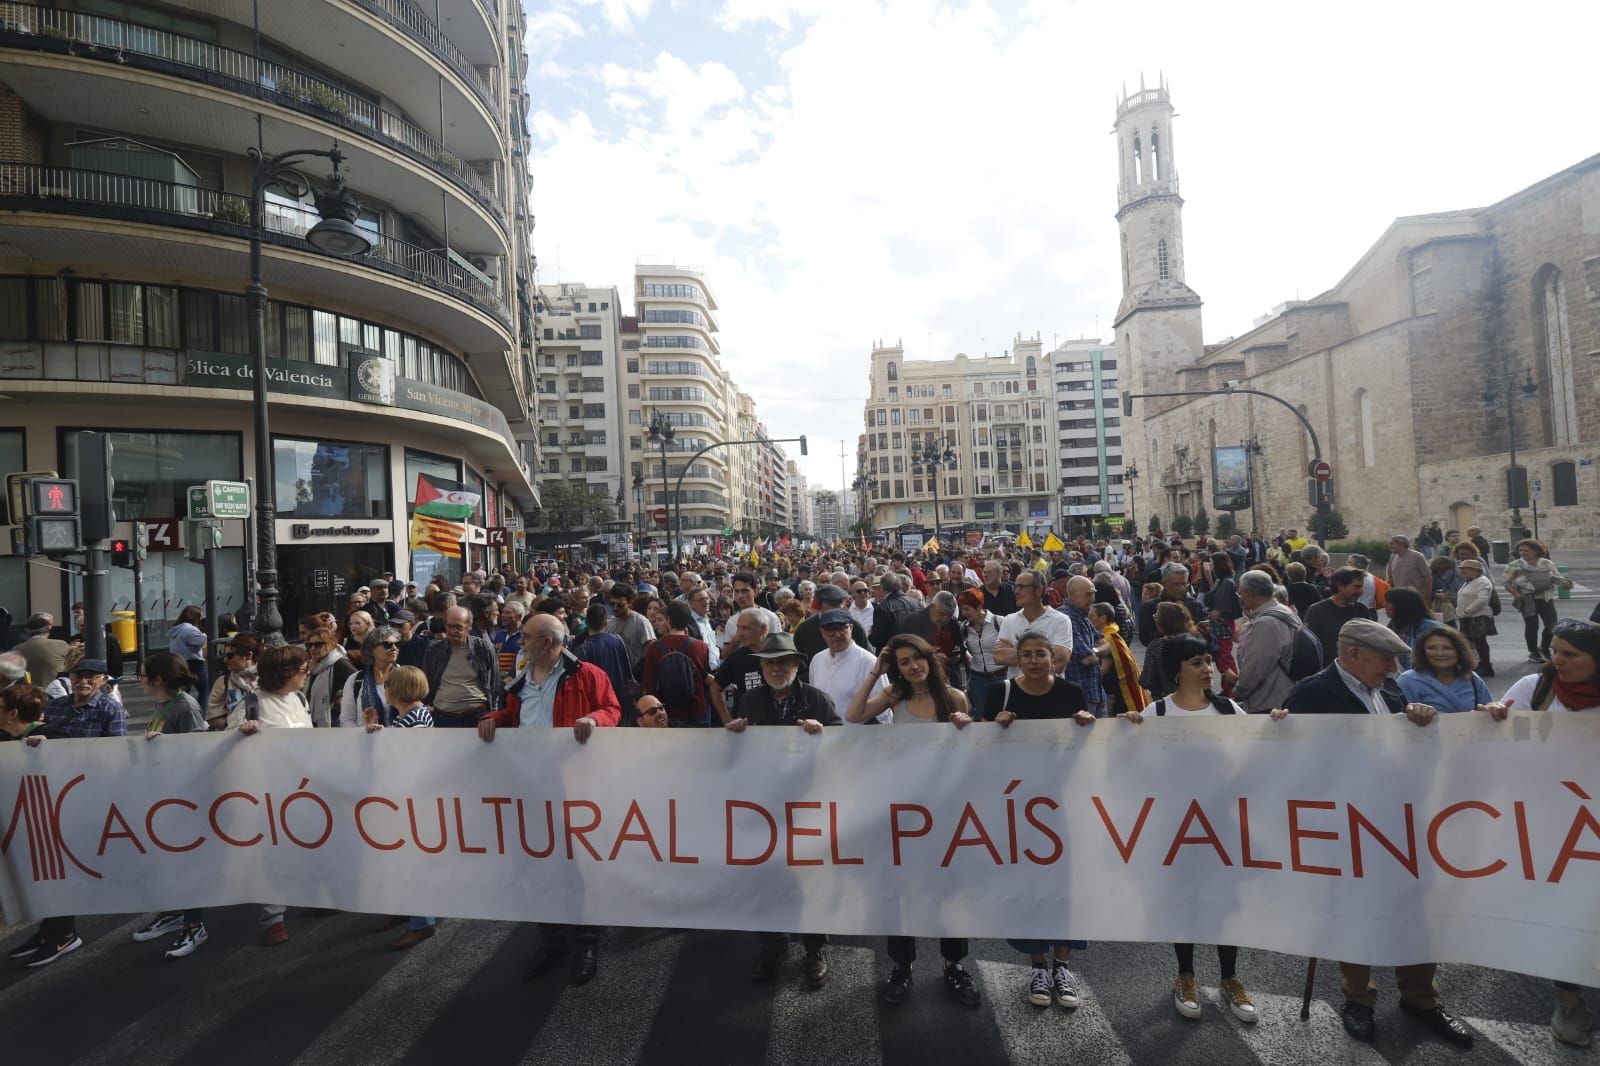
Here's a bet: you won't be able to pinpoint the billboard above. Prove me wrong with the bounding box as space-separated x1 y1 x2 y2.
1212 446 1252 511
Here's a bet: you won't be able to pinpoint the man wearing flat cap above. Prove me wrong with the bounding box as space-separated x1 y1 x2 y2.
1283 617 1474 1051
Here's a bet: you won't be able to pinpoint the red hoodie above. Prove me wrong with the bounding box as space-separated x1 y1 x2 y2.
482 651 621 729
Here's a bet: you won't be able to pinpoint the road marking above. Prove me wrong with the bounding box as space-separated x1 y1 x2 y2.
1201 986 1387 1066
765 944 882 1066
290 920 518 1066
1470 1015 1599 1064
974 959 1132 1066
519 930 687 1066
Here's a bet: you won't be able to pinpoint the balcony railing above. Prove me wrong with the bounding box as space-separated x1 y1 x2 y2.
0 3 505 230
0 162 510 326
343 0 499 115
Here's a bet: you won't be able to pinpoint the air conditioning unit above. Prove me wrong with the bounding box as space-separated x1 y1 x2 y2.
470 255 502 282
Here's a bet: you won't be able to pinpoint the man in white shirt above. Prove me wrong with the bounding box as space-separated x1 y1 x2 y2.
846 577 876 634
808 609 890 724
992 571 1073 678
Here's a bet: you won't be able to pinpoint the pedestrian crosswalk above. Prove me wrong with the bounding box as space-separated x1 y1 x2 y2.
0 911 1588 1065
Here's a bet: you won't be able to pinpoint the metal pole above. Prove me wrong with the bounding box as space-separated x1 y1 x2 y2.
203 542 219 653
83 544 108 661
248 159 283 644
1507 380 1523 540
241 476 257 631
131 527 145 672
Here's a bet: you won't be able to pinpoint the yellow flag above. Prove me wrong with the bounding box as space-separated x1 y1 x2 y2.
1042 532 1065 552
1016 530 1033 549
924 536 940 553
750 549 760 565
408 514 464 557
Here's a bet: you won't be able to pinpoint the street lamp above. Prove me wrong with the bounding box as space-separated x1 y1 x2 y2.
248 143 373 644
632 472 645 557
646 408 676 557
912 435 957 545
852 473 879 535
1123 462 1139 537
1481 369 1539 542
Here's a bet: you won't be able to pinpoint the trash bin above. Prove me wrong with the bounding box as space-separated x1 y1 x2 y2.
110 610 137 654
1558 565 1572 600
1492 540 1511 565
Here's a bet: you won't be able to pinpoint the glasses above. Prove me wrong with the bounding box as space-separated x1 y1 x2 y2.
306 641 328 649
822 623 850 631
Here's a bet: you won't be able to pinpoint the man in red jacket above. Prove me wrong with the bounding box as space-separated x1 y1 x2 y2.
478 613 619 985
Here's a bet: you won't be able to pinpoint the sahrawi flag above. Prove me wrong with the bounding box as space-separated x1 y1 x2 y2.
414 472 480 520
409 513 464 557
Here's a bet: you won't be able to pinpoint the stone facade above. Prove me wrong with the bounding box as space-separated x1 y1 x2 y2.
1124 84 1600 548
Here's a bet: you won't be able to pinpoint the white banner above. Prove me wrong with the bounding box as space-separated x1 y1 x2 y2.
2 716 1599 984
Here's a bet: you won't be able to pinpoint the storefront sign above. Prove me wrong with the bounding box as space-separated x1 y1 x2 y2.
186 352 344 401
396 380 511 440
289 524 383 540
348 348 396 407
279 520 392 544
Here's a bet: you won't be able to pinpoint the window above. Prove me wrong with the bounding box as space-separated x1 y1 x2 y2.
274 437 388 519
1158 239 1170 280
566 353 579 367
1553 461 1578 507
888 387 898 401
626 358 639 373
586 458 608 472
582 403 606 418
63 428 241 520
581 350 604 366
886 361 897 381
627 384 640 398
579 324 602 339
628 411 642 425
1026 356 1036 376
630 436 641 451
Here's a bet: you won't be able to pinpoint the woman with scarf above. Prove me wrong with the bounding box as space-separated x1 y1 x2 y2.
1483 619 1600 1046
339 625 401 727
304 626 356 728
205 634 260 731
958 588 1003 718
1090 601 1149 718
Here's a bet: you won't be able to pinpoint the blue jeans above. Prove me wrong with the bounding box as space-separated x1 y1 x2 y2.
432 709 483 728
967 671 1005 719
407 916 435 931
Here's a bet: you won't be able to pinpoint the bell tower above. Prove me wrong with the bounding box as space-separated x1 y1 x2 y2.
1113 76 1205 526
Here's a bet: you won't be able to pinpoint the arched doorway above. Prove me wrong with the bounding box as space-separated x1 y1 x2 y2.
1449 501 1474 536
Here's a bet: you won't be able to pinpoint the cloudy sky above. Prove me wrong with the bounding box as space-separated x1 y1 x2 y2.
526 0 1598 490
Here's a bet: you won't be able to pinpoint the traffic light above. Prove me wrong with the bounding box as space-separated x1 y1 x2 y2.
111 539 133 567
23 477 82 555
76 431 116 542
29 478 77 516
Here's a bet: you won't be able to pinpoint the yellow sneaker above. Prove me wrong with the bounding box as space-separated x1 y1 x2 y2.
1220 976 1258 1023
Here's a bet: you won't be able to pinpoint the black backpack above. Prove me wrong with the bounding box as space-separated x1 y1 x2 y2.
655 639 700 707
1263 613 1324 681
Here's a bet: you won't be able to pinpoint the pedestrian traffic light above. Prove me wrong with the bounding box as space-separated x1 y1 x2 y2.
21 476 83 556
28 478 77 516
76 431 116 542
111 539 133 567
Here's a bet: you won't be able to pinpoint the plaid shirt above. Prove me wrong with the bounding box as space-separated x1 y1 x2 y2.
1062 603 1105 706
43 691 128 738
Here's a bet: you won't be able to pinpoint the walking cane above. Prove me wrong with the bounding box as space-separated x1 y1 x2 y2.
1300 957 1317 1019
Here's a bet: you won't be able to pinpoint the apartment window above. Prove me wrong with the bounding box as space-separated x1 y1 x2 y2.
579 324 602 339
588 303 597 312
568 405 581 418
581 350 604 366
891 433 903 449
630 436 642 451
893 479 905 497
582 403 606 418
890 410 902 425
888 387 899 401
942 384 952 398
586 458 608 471
628 384 640 398
975 404 988 422
628 411 642 425
626 358 639 373
581 377 605 393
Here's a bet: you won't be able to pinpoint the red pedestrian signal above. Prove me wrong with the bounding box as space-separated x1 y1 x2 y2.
27 478 78 516
111 540 133 567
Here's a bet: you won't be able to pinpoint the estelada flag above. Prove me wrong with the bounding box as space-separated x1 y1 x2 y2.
409 513 464 557
414 472 479 521
1042 532 1065 552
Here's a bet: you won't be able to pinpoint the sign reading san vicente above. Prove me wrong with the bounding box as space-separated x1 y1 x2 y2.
2 717 1598 985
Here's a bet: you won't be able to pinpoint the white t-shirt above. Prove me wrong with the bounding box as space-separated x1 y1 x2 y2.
808 644 891 725
996 606 1076 679
1504 672 1588 713
339 671 391 727
1155 694 1247 718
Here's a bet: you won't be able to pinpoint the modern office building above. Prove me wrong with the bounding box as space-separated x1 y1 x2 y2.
0 0 539 627
1050 338 1127 533
860 337 1060 538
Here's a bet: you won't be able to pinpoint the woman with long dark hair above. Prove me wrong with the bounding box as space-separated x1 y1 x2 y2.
1504 538 1572 662
167 605 208 704
1383 587 1438 671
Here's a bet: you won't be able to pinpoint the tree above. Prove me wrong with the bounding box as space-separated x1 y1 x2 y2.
1148 514 1162 535
1095 520 1115 539
1215 511 1238 539
537 481 613 531
1308 509 1350 539
1172 513 1194 538
1193 504 1210 535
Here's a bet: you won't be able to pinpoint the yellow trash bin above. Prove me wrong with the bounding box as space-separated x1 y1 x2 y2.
110 610 137 654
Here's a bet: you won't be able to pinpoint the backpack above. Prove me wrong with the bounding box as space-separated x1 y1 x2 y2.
655 639 701 707
1489 586 1503 616
1262 612 1323 681
1153 694 1238 716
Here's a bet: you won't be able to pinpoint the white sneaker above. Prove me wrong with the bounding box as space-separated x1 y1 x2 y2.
1174 974 1202 1020
133 912 185 943
164 924 208 960
1052 963 1081 1009
1027 966 1052 1007
1220 976 1258 1024
1553 994 1592 1047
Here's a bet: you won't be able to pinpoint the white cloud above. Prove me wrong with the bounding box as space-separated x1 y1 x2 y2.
529 0 1600 489
524 8 587 44
572 0 657 31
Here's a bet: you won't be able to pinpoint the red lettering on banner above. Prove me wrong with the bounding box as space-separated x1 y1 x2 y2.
453 798 487 855
940 803 1002 868
1287 800 1341 876
209 791 262 847
1237 798 1282 870
1514 801 1536 881
1162 800 1233 867
407 798 448 854
1428 801 1506 879
726 800 778 866
668 799 699 864
829 801 863 865
482 797 512 855
516 799 555 858
608 801 663 862
563 801 602 861
264 792 279 846
1092 796 1154 863
1022 797 1062 865
355 797 403 851
889 804 932 866
1548 785 1600 883
1348 803 1418 878
785 802 823 867
97 802 146 856
146 798 202 853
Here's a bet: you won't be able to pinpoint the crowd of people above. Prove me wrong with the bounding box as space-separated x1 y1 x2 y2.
1 523 1596 1050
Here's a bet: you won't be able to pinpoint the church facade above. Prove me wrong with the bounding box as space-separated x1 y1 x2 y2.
1117 83 1600 548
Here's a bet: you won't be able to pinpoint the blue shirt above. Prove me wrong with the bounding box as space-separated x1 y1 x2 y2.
1397 669 1490 713
520 658 565 729
43 691 128 738
1063 603 1105 706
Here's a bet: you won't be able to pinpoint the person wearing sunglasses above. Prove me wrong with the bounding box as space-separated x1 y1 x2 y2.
207 635 261 731
340 626 402 728
304 626 356 728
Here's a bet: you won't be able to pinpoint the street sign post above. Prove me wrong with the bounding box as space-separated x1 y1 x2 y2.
652 507 669 526
1310 460 1332 482
189 480 250 519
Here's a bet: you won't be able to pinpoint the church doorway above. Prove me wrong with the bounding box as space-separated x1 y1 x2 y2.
1449 501 1475 536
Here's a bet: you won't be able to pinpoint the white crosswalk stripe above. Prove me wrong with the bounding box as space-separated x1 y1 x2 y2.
519 930 687 1066
765 944 882 1066
1201 987 1387 1066
974 959 1133 1066
290 919 519 1066
1469 1015 1600 1064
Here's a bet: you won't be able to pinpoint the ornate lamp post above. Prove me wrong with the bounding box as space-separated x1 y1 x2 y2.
1123 462 1139 537
1481 369 1539 543
646 408 676 557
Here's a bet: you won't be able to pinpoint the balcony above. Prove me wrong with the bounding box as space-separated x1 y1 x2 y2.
0 4 506 243
0 162 510 344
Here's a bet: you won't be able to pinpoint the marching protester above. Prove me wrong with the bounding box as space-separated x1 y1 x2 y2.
1089 601 1146 717
424 607 501 728
1382 588 1438 671
807 607 888 725
642 600 712 726
304 627 356 728
993 571 1072 677
0 681 47 743
958 588 1004 713
341 626 402 727
1301 567 1375 665
1453 557 1497 677
1231 570 1304 713
207 634 261 731
1503 538 1572 663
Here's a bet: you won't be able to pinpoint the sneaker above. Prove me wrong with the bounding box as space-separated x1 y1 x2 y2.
1220 976 1257 1023
1530 651 1547 663
1553 994 1592 1047
133 912 186 943
164 924 208 959
25 934 82 968
879 965 913 1005
1174 974 1202 1020
1052 963 1081 1009
262 921 288 947
803 947 828 989
6 936 43 961
943 964 981 1008
1027 966 1052 1007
